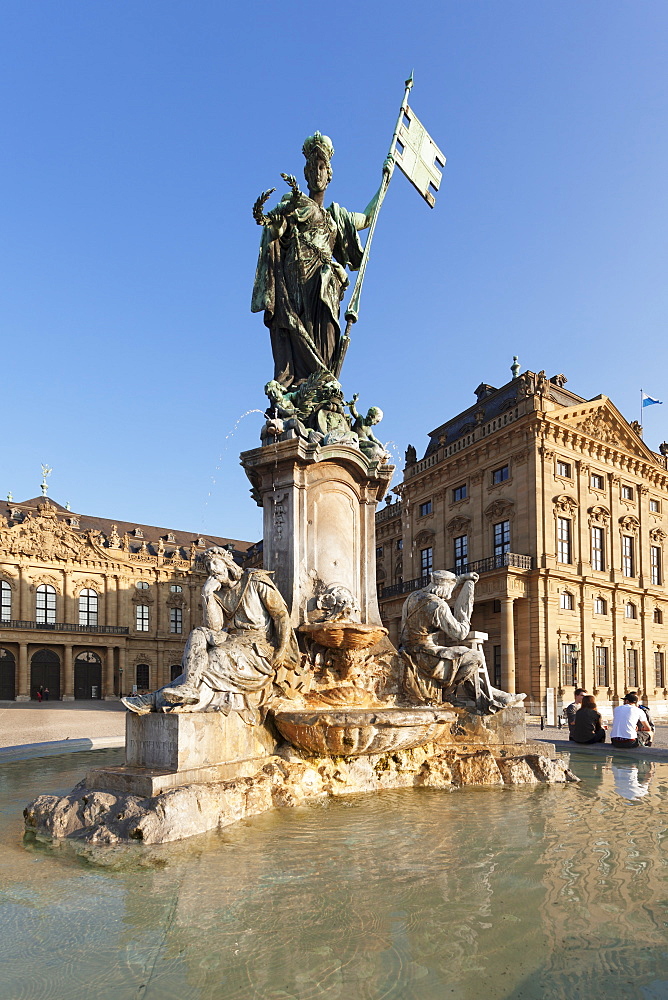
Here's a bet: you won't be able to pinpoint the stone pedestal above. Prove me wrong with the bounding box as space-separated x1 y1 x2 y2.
88 712 277 796
241 438 393 625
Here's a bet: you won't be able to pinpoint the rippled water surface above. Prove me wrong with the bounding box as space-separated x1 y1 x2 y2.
1 749 668 1000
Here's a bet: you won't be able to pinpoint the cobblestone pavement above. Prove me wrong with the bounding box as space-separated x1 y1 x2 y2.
527 721 668 758
0 700 125 748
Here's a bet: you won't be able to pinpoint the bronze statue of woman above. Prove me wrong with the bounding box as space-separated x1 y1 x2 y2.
251 132 384 388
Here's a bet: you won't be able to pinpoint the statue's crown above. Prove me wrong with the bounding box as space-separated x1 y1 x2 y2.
302 131 334 163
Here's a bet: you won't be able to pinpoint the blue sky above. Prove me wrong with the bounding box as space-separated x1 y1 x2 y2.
2 1 668 541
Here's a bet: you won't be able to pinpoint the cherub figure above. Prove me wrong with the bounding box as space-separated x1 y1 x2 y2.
347 394 388 462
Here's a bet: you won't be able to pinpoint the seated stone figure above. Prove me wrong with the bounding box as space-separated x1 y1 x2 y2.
122 547 299 725
399 570 525 715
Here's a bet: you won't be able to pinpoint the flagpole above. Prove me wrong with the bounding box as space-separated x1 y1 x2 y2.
640 389 643 429
332 74 414 378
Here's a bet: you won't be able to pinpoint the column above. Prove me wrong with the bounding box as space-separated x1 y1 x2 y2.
500 596 516 693
104 645 116 699
18 566 27 620
63 643 74 700
156 644 164 690
118 645 127 698
16 642 29 701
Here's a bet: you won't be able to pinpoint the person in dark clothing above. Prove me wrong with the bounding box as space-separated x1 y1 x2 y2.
630 692 654 746
565 688 587 740
571 695 606 744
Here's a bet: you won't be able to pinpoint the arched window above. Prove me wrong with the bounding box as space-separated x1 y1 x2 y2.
625 602 637 620
654 608 663 624
594 597 607 615
35 585 56 625
0 581 11 622
560 591 574 610
78 589 98 627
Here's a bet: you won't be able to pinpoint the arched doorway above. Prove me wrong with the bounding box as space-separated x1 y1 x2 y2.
30 649 60 701
0 648 16 700
74 651 102 699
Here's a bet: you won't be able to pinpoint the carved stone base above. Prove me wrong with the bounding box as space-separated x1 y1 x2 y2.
24 743 579 847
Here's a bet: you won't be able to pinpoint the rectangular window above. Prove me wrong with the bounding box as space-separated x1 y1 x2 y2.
557 517 571 564
493 645 502 689
136 664 150 690
376 546 383 558
561 643 578 687
396 538 403 550
35 587 56 625
654 608 663 624
595 646 609 688
626 648 638 688
452 483 467 502
625 603 637 619
622 485 634 500
560 591 574 610
420 547 433 575
493 520 510 563
419 500 432 517
556 461 571 478
622 535 635 577
651 545 662 585
655 651 665 689
136 604 149 632
0 582 11 622
454 535 468 573
591 526 605 571
591 474 604 490
492 465 509 485
650 499 660 513
170 608 183 634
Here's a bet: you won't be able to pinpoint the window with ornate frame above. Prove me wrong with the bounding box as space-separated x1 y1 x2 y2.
78 589 98 627
622 485 634 501
419 500 432 517
557 517 571 564
595 646 609 688
654 608 663 624
650 499 661 513
556 460 572 478
0 581 11 622
135 605 149 632
561 643 578 687
655 651 665 689
35 585 56 624
651 545 662 586
170 608 183 634
626 647 638 687
493 520 510 561
622 535 634 577
453 535 468 573
452 484 467 502
492 465 509 485
625 602 637 620
420 547 433 575
591 526 605 571
560 591 574 610
594 596 607 615
591 473 605 490
136 663 150 689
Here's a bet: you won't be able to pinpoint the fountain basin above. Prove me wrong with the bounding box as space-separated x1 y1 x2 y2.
298 621 387 651
272 706 458 756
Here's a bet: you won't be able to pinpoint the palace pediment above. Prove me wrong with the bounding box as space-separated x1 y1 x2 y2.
549 396 659 463
0 503 100 562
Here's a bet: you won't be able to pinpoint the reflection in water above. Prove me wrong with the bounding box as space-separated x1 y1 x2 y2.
0 749 667 999
611 761 655 800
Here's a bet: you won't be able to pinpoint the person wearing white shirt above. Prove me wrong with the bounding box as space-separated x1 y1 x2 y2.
610 692 651 748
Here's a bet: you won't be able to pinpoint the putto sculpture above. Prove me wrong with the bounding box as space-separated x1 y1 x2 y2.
122 546 300 724
400 570 526 714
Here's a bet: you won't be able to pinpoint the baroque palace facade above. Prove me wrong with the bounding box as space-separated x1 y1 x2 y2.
376 365 668 717
0 496 252 701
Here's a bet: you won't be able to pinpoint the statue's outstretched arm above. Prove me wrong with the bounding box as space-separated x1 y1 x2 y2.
353 156 394 230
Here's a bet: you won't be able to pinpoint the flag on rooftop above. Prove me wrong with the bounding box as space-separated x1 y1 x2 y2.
642 393 663 407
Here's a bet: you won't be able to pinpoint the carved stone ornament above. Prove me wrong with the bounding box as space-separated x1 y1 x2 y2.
619 515 640 533
484 499 515 522
650 528 667 543
540 447 556 461
588 504 610 525
166 592 186 609
414 528 435 548
131 591 155 605
446 516 471 536
510 448 529 465
0 504 90 562
573 414 618 445
74 578 103 595
0 575 17 590
470 470 484 485
553 494 578 515
29 573 62 594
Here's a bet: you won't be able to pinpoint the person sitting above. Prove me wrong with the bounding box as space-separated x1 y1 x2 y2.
634 692 655 747
570 694 606 744
564 688 587 740
610 692 652 748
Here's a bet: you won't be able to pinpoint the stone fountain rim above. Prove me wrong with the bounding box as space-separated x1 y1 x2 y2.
271 706 458 728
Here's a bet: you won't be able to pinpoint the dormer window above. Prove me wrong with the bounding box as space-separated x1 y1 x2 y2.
167 532 176 543
134 528 144 538
197 537 206 547
69 517 80 528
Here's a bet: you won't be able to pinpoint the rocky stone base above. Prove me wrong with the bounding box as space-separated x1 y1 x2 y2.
24 744 578 847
